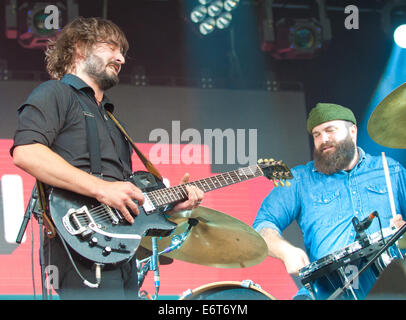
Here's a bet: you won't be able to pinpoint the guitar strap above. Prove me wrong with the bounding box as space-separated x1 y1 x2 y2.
106 110 163 181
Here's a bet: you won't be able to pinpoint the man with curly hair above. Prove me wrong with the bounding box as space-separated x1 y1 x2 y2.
10 17 203 300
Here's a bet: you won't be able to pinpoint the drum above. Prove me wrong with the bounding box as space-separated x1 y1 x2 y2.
179 281 276 300
299 228 402 300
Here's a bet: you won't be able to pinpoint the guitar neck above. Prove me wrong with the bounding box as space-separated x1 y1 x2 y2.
146 165 264 207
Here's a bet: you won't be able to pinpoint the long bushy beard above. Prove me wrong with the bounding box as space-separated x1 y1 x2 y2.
83 53 119 91
313 134 356 175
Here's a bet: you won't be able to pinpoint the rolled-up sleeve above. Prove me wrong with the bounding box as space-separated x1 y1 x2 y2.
253 169 301 235
10 80 69 155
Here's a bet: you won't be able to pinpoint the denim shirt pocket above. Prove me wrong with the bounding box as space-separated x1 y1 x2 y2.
310 190 342 225
365 184 391 219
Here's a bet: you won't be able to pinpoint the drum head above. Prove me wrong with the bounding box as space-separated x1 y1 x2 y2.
179 281 276 300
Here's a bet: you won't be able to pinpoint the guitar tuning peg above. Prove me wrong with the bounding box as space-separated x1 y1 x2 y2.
279 180 285 187
257 159 263 164
264 159 269 162
285 180 291 187
273 180 279 187
270 158 275 162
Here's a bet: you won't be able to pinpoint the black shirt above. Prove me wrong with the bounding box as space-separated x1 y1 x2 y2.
11 74 133 181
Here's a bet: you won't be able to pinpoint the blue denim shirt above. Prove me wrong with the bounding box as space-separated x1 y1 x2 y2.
253 148 406 298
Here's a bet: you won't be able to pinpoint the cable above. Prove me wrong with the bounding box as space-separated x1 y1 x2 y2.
56 230 102 289
30 216 36 299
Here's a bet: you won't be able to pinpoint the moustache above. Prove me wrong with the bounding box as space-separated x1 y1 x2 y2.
318 142 337 152
107 62 121 72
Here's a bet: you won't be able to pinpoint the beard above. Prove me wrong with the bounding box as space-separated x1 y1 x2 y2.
83 53 119 91
313 133 356 175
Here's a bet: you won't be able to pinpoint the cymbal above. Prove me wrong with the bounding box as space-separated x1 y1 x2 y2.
368 82 406 148
140 206 268 268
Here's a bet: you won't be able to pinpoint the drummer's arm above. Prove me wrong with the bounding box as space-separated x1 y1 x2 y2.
259 228 310 276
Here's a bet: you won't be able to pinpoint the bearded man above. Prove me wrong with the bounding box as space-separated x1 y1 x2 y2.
253 103 406 300
10 17 203 300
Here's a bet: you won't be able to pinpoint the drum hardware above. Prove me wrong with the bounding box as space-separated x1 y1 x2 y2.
137 218 196 300
179 280 276 300
327 222 406 300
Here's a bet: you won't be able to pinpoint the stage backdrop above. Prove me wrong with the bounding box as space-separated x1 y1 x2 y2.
0 80 310 300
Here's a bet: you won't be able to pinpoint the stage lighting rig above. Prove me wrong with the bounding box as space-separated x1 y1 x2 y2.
190 0 240 35
260 0 331 59
5 0 78 49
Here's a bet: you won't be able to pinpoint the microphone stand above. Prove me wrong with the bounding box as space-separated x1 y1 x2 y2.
327 222 406 300
137 218 197 299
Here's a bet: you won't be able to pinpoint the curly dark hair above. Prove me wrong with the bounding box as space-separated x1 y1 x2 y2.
45 17 129 80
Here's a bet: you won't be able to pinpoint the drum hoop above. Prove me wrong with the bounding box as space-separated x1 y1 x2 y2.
179 281 276 300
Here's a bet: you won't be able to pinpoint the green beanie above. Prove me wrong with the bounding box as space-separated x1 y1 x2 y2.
307 103 357 133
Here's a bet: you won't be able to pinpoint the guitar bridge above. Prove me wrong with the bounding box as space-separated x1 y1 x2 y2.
62 206 96 238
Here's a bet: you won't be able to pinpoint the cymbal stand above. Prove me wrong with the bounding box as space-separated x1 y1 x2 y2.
137 218 198 299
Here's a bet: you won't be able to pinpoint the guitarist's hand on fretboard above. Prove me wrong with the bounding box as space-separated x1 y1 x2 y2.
168 173 205 214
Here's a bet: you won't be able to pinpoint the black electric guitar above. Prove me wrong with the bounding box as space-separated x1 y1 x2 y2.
48 159 293 265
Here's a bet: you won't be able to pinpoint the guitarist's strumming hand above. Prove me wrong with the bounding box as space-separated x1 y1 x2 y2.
95 180 145 224
170 173 205 214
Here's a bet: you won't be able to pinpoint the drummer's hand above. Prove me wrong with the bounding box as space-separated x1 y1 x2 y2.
282 247 310 276
170 173 204 214
390 214 406 229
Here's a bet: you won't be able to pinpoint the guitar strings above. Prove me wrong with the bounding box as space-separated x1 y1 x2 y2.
146 164 262 206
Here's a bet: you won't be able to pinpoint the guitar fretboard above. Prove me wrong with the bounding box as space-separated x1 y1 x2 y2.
146 164 263 207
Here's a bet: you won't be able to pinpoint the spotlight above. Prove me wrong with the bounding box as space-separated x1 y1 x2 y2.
382 0 406 48
289 19 323 52
207 1 223 17
189 0 240 35
394 24 406 48
199 18 216 35
216 12 232 29
224 0 240 12
190 5 208 23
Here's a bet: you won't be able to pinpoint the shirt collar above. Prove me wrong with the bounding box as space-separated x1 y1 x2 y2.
61 74 115 113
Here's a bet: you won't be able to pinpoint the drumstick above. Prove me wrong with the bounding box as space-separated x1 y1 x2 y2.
382 152 397 220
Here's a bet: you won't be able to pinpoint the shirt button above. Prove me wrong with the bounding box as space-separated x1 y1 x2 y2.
352 191 356 194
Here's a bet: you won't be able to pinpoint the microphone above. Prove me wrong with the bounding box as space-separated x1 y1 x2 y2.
16 186 39 244
353 211 378 232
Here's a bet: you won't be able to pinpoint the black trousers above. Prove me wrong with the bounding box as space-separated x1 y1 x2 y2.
43 234 140 300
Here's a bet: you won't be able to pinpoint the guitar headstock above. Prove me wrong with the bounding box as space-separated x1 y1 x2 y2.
257 158 293 187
